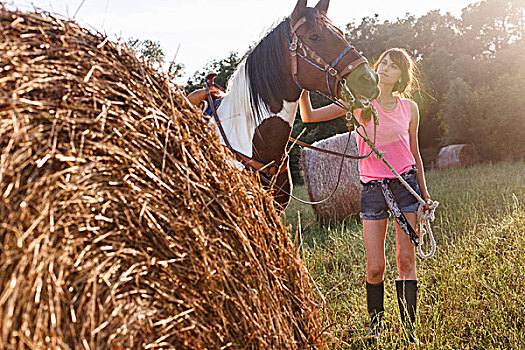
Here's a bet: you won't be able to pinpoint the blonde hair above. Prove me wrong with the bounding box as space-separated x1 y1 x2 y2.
362 48 419 122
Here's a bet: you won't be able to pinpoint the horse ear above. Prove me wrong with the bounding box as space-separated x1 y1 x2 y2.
314 0 330 14
291 0 307 22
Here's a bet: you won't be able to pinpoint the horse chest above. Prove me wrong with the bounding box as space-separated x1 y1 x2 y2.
215 96 297 160
251 100 297 163
252 116 292 163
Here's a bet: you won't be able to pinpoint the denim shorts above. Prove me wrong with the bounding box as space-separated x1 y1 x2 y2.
360 167 421 220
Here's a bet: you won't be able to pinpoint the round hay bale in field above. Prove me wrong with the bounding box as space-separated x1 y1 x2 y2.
0 9 325 349
300 132 360 223
436 144 480 170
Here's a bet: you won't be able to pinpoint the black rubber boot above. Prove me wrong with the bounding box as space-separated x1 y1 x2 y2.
396 279 418 343
365 281 384 345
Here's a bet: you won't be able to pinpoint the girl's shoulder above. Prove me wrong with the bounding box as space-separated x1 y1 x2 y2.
397 96 418 104
397 97 418 111
397 96 414 104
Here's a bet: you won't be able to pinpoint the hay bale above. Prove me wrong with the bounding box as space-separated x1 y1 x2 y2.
436 144 480 170
300 132 360 223
0 9 325 349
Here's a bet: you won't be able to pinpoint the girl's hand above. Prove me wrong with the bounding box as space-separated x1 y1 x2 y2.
422 197 434 212
209 85 224 99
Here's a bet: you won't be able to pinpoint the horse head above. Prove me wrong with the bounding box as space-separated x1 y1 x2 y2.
289 0 379 104
213 0 379 209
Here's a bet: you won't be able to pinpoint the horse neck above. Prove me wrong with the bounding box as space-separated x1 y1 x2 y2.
215 19 302 164
246 20 303 114
217 57 300 164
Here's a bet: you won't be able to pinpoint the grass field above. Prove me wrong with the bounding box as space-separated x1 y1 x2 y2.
284 161 525 349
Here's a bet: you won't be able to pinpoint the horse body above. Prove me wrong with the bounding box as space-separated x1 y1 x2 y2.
214 58 298 206
210 0 379 209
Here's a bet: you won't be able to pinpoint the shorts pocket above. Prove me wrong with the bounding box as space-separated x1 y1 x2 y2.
407 173 420 195
407 172 417 185
360 183 373 195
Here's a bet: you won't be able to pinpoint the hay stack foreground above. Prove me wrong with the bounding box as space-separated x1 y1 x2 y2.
300 132 360 223
0 9 324 349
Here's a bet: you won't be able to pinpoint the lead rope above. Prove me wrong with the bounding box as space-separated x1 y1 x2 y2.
341 86 439 259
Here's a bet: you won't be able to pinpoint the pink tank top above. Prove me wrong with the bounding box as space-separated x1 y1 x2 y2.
356 97 415 182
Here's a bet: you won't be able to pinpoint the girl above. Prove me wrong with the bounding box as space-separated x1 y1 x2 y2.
299 47 433 343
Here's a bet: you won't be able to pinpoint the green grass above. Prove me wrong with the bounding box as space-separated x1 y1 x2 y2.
285 161 525 349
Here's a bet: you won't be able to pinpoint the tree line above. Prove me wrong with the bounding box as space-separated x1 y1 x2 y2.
137 0 524 183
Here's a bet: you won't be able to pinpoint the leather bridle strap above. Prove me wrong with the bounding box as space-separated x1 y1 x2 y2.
288 136 369 160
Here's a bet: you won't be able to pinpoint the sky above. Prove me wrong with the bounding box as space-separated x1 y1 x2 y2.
9 0 476 83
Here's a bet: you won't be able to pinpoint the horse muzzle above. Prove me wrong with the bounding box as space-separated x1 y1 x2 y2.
341 63 379 104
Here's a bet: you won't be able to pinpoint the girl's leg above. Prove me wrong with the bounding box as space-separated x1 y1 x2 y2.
363 218 388 283
394 211 417 280
394 212 418 343
362 219 388 343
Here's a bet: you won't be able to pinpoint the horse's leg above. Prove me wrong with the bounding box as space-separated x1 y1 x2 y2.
251 116 293 210
257 168 291 211
271 167 292 210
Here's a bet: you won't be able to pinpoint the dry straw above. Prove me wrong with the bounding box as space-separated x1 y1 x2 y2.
0 8 326 349
300 132 360 223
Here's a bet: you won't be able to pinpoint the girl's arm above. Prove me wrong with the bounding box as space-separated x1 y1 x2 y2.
298 91 347 123
408 100 432 205
186 88 208 106
187 86 223 107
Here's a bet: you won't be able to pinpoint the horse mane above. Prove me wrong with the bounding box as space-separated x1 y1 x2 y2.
245 18 292 121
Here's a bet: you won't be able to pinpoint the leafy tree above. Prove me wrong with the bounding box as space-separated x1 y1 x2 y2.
441 72 525 161
346 14 418 60
440 78 482 145
482 73 525 160
460 0 525 56
438 0 525 161
127 38 184 80
184 52 241 93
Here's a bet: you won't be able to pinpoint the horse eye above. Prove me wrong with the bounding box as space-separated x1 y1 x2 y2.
309 33 320 41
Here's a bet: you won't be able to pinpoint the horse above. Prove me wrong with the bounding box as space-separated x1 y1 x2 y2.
207 0 379 209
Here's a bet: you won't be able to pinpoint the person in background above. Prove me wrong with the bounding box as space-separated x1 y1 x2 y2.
299 47 434 344
186 84 223 110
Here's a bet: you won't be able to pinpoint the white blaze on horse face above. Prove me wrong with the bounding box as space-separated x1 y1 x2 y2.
213 60 298 158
